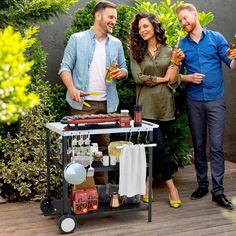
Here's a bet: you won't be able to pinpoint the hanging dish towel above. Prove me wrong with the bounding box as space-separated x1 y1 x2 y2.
119 144 146 197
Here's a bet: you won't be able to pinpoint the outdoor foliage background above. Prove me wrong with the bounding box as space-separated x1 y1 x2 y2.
0 0 76 201
0 0 214 201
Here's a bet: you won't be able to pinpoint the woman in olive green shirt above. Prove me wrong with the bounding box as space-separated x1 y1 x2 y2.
130 13 184 208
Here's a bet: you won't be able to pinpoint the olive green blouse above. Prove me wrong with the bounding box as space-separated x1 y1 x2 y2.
130 45 181 121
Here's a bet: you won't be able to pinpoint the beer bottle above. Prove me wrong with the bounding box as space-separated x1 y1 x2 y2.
170 35 181 64
105 60 118 83
228 33 236 59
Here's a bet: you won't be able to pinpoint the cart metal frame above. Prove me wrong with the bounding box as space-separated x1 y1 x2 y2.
41 120 158 234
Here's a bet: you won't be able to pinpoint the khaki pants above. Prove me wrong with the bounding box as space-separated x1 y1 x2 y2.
71 101 109 185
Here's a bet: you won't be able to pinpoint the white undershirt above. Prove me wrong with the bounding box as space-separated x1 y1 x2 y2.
87 39 107 101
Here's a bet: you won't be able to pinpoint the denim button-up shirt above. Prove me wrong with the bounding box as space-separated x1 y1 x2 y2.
58 29 128 112
180 28 232 101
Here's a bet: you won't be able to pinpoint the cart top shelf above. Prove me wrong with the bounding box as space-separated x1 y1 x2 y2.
46 120 159 136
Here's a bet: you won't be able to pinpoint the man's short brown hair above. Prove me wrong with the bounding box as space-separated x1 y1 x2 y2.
176 3 198 15
92 0 117 18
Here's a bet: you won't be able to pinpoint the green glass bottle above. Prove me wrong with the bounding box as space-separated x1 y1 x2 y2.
228 33 236 59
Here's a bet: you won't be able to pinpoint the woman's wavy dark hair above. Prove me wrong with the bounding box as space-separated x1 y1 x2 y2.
129 12 167 63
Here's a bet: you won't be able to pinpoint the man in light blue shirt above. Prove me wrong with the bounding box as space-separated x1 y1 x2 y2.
59 0 127 113
177 3 236 210
59 0 128 184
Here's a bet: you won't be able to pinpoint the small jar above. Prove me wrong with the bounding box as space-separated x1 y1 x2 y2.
94 151 103 162
110 155 116 166
103 155 109 166
120 109 131 127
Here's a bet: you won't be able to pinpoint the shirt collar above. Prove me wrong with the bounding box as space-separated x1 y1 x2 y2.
89 27 110 42
187 27 207 42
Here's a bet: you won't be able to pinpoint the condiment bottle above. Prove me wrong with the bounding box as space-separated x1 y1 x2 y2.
94 151 103 162
134 104 142 127
120 109 130 127
110 192 120 208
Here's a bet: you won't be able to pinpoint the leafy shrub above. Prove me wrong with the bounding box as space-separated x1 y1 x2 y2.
0 0 78 28
0 78 67 201
0 40 67 201
0 104 62 201
0 0 75 201
0 26 39 124
66 0 96 42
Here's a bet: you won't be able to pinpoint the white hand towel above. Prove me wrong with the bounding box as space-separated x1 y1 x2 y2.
119 144 146 197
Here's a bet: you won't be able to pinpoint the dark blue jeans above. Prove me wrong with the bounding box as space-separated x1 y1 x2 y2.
186 97 226 196
145 119 172 181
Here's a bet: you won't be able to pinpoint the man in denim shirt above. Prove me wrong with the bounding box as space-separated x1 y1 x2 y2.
59 0 128 184
176 3 236 210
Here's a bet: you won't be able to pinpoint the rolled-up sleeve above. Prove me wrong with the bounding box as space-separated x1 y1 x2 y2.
117 41 128 78
167 75 182 92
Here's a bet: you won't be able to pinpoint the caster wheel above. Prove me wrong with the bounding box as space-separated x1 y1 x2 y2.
58 215 77 234
40 197 54 215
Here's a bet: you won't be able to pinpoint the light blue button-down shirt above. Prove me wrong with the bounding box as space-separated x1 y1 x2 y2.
58 29 128 113
180 28 232 101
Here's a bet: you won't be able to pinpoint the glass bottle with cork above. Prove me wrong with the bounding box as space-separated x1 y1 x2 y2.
228 33 236 59
170 35 181 65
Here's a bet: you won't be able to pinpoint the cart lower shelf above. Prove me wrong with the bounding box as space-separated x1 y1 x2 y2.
41 197 148 217
41 197 148 234
74 202 148 218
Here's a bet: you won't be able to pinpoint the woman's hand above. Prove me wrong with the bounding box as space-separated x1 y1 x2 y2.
145 80 155 86
175 49 185 64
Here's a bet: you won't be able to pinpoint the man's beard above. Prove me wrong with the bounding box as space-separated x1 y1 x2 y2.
184 21 196 34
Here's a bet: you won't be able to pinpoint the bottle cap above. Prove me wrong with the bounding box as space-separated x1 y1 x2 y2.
95 151 103 156
134 105 142 111
120 109 129 114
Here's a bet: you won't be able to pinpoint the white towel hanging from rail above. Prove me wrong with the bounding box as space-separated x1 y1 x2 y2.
119 144 147 197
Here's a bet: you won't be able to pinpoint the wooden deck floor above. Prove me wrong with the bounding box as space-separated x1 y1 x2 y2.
1 161 236 236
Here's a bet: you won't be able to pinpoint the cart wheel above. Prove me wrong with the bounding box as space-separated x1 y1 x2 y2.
40 197 54 215
58 215 77 234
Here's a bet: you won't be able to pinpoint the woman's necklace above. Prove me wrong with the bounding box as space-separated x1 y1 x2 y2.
148 44 159 58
